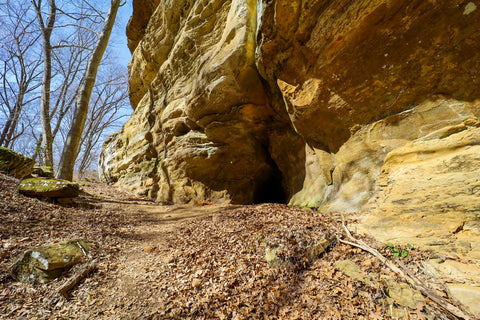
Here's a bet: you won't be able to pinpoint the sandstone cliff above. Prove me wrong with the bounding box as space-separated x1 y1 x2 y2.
99 0 480 311
100 0 480 214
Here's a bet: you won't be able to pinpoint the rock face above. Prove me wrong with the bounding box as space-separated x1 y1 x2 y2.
100 0 480 212
100 0 284 204
100 2 480 311
0 147 34 178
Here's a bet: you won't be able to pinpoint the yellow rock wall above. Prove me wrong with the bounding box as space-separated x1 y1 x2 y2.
100 0 285 204
100 0 480 212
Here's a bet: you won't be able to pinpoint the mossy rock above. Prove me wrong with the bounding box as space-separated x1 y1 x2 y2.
31 165 54 178
9 239 90 284
0 147 34 178
265 236 332 269
18 177 79 198
334 259 373 286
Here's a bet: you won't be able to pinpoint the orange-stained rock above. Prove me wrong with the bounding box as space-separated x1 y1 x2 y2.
101 0 480 213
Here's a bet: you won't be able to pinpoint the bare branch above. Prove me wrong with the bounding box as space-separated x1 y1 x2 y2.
339 221 473 320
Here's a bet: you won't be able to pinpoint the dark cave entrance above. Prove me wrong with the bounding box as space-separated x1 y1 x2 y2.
253 160 287 204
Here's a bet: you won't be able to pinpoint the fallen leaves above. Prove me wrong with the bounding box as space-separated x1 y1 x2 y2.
0 173 468 319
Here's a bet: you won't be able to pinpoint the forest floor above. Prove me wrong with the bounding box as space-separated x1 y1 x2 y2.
0 172 474 319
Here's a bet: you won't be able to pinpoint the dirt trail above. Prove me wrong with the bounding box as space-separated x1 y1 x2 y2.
1 177 475 319
87 187 242 241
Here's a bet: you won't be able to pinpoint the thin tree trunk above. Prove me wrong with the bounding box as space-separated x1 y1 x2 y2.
56 0 121 180
33 0 56 168
1 49 30 147
0 101 19 146
2 94 24 147
2 70 27 147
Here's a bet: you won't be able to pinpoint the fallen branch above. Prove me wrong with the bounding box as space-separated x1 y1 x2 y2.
338 222 472 320
57 260 97 298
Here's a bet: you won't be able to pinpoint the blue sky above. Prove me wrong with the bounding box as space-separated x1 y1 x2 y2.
111 0 134 68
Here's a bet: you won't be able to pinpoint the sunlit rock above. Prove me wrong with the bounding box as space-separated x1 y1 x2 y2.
0 147 34 178
9 239 90 284
18 178 80 198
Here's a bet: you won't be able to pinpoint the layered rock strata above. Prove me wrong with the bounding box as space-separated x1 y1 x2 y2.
101 0 284 204
100 0 480 212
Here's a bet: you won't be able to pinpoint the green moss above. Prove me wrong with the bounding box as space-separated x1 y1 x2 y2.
9 239 90 284
18 178 79 198
0 147 34 177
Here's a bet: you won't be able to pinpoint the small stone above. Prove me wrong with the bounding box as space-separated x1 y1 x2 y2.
265 247 285 267
306 238 331 262
334 259 372 286
382 276 425 309
163 255 175 264
143 246 156 253
192 278 201 288
464 2 477 15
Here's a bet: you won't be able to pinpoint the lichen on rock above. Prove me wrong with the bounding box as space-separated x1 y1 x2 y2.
18 177 80 198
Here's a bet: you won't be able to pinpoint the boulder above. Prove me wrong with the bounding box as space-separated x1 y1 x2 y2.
31 165 54 178
0 147 34 178
9 239 90 284
17 178 80 198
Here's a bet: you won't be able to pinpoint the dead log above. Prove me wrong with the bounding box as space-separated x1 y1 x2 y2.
57 260 97 298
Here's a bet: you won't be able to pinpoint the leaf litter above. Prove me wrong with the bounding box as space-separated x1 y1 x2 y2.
0 173 471 319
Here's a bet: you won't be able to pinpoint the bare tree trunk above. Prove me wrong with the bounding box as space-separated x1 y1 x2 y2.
0 1 42 149
56 0 122 180
0 96 22 146
33 0 56 168
1 93 24 147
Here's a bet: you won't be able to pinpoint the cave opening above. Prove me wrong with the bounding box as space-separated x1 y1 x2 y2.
253 160 287 204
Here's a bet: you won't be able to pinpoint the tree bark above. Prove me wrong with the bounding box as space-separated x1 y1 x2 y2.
56 0 121 180
33 0 56 167
0 91 23 147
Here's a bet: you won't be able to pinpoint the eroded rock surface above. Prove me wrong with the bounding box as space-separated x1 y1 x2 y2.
100 0 284 204
100 0 480 209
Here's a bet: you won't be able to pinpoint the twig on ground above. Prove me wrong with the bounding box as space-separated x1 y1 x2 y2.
57 260 97 298
338 220 472 320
